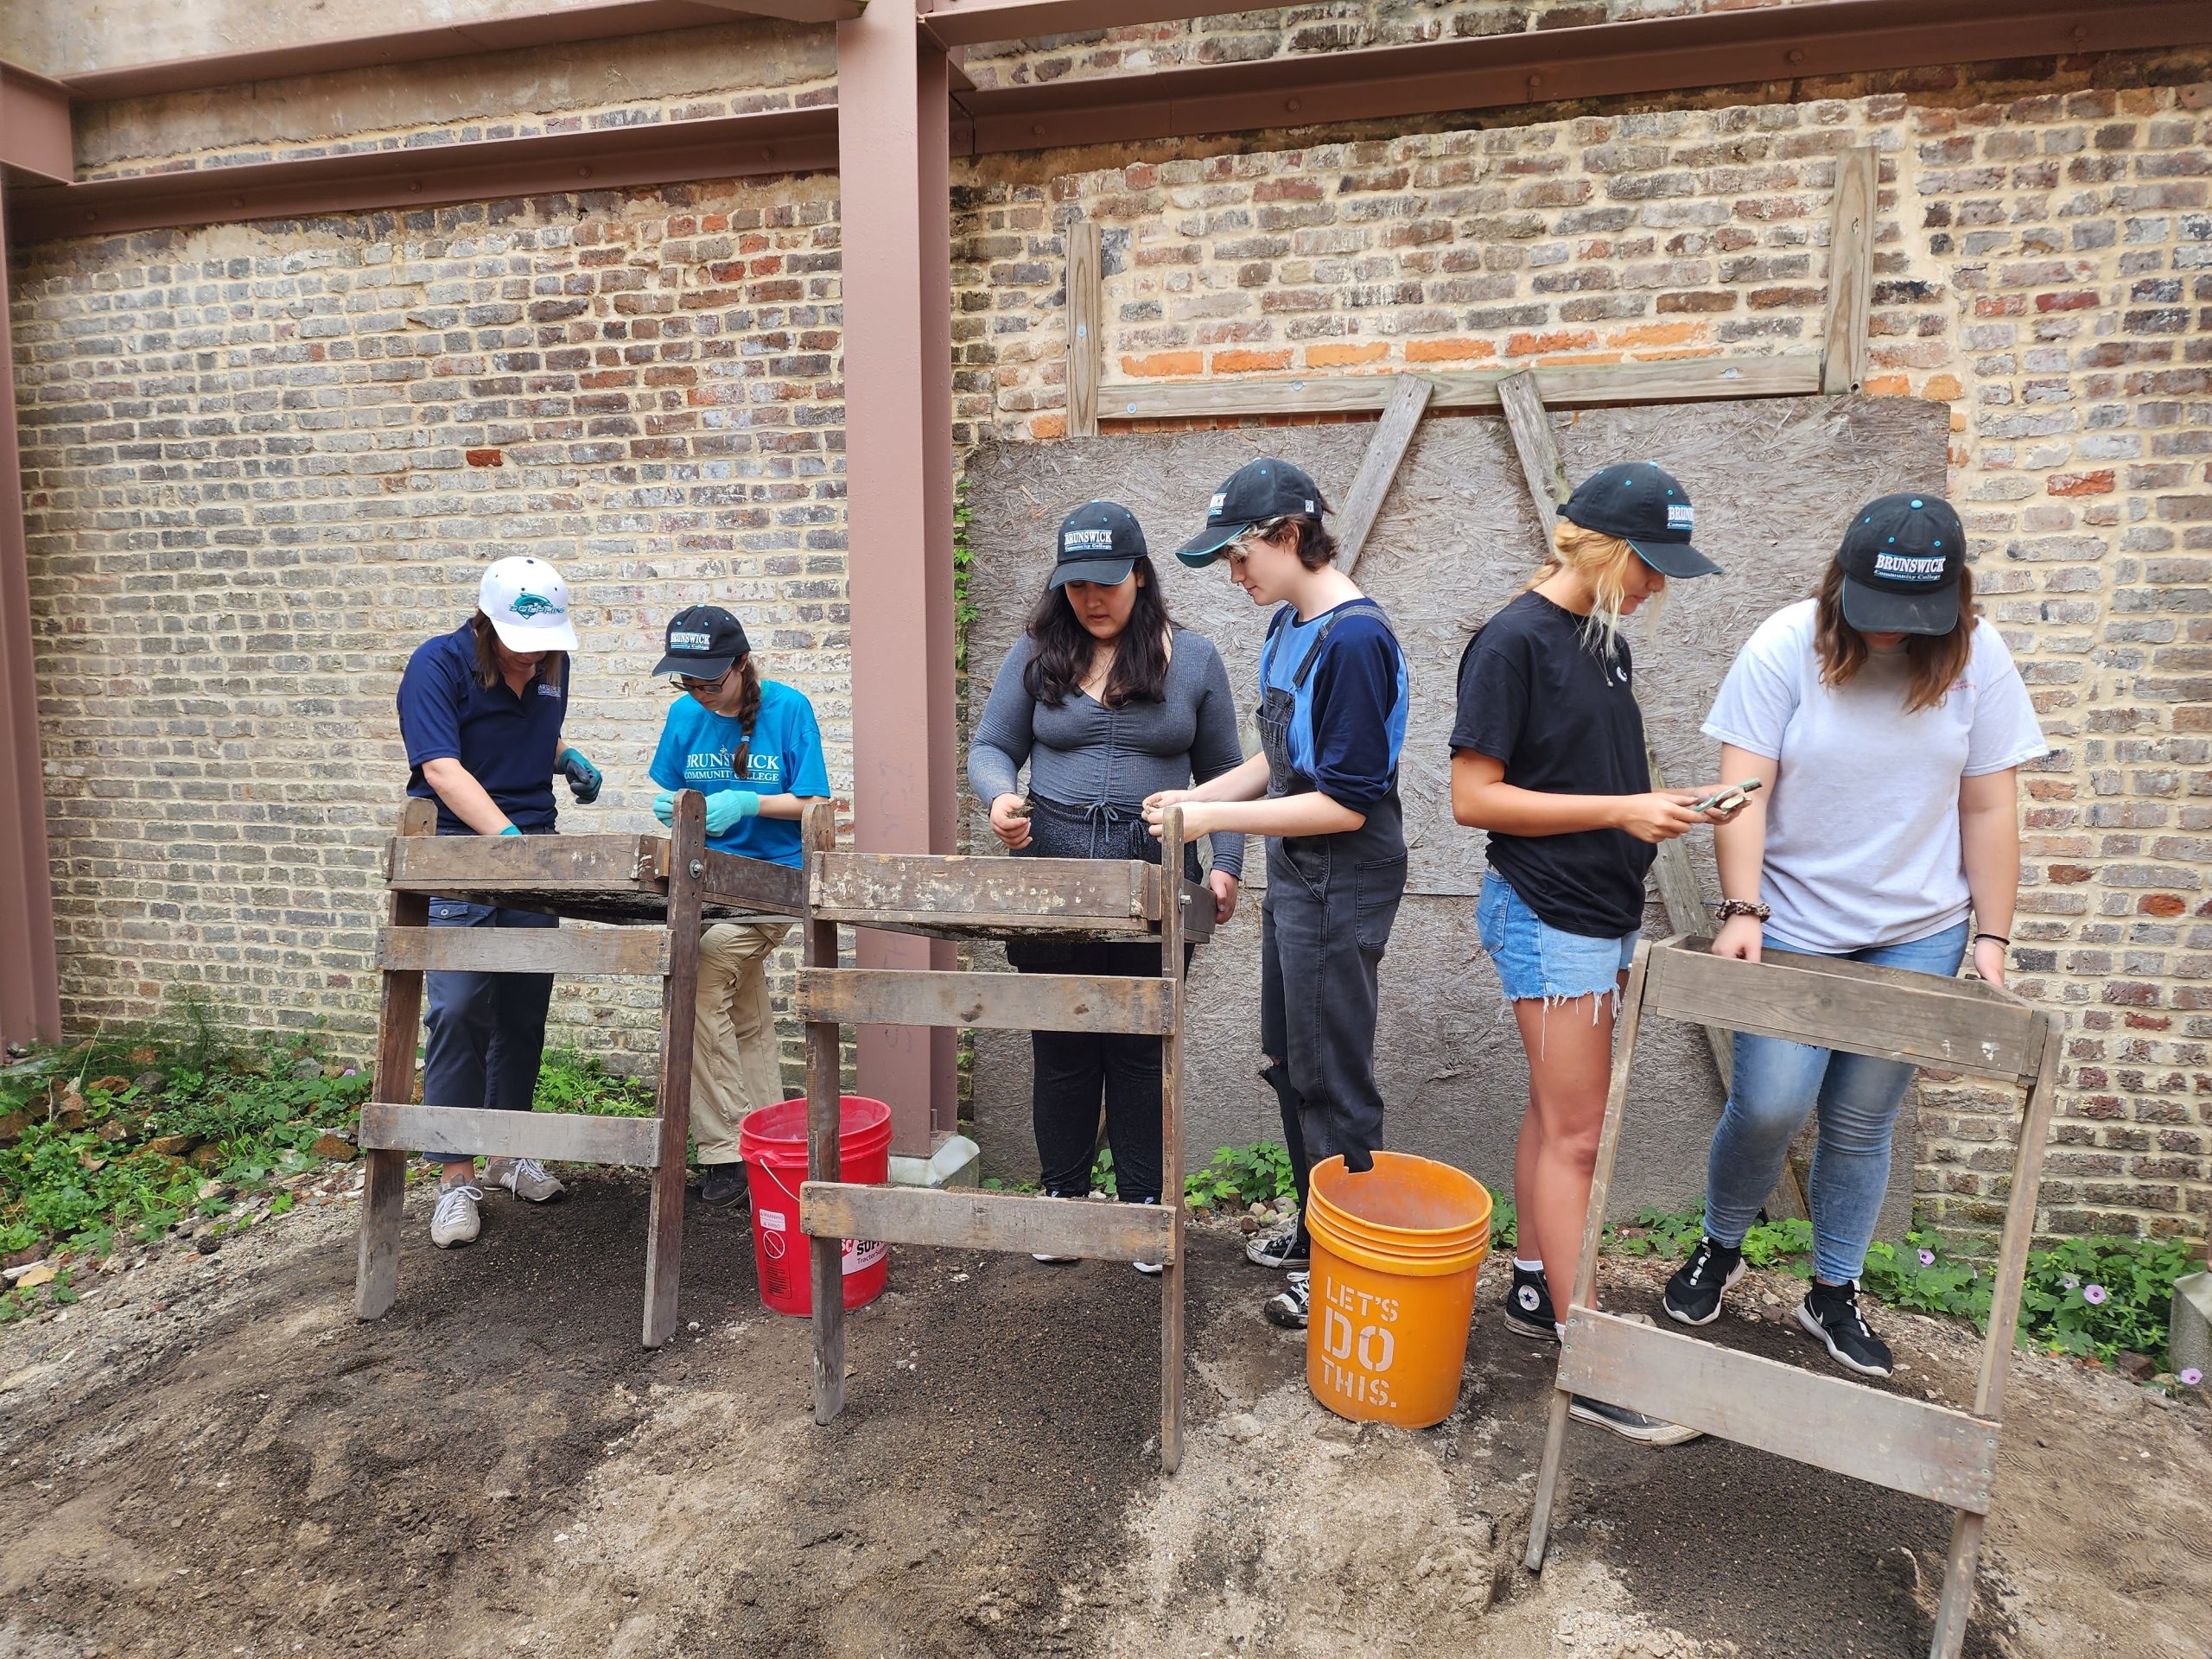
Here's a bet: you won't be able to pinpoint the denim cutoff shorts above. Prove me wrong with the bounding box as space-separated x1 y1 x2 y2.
1477 871 1637 1003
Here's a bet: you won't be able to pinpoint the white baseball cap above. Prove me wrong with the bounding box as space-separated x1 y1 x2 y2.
478 556 579 652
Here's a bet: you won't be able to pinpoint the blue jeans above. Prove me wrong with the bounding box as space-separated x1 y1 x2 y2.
1476 872 1637 1003
1701 921 1970 1283
422 899 557 1166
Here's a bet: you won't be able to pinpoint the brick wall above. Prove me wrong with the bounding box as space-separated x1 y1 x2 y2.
950 48 2212 1244
9 35 2209 1243
13 179 849 1073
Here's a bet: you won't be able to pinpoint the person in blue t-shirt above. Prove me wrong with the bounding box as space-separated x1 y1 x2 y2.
397 556 604 1250
647 606 832 1211
1144 457 1409 1333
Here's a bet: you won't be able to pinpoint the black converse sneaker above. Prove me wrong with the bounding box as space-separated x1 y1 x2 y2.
1503 1264 1559 1341
1662 1236 1745 1327
1262 1271 1310 1330
1245 1217 1309 1270
1796 1280 1894 1377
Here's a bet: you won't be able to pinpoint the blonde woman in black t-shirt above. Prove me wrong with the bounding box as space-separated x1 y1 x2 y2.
1449 461 1733 1446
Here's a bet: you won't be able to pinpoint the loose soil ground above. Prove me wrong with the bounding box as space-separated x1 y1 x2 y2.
2 1172 2206 1659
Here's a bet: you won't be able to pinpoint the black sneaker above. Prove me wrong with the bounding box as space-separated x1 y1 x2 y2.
698 1163 752 1212
1245 1217 1309 1270
1262 1271 1309 1329
1503 1264 1559 1341
1568 1395 1702 1446
1662 1236 1745 1327
1796 1281 1893 1377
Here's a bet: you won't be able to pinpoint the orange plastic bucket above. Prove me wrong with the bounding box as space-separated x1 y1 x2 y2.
1304 1151 1492 1428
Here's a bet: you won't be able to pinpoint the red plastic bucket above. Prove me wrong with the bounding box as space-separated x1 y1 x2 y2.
739 1096 893 1318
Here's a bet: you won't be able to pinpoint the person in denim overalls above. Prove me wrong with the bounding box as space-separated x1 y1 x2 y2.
1147 459 1408 1331
397 556 602 1249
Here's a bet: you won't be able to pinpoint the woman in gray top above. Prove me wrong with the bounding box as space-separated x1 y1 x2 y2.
969 500 1246 1253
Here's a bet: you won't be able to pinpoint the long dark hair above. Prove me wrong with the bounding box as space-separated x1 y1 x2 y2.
1812 560 1976 715
1021 556 1173 708
725 654 764 778
470 611 566 691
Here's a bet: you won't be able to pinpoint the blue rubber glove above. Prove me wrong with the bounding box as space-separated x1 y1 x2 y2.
499 825 523 836
704 789 761 837
556 747 601 804
652 790 677 827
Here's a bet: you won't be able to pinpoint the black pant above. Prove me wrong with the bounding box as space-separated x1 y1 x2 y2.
1259 834 1407 1234
1026 938 1166 1205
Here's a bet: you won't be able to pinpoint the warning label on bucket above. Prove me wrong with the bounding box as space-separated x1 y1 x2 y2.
1316 1279 1401 1410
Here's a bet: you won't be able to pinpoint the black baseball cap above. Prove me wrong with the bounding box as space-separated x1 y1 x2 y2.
1837 492 1967 635
1561 461 1722 579
1175 456 1327 566
652 604 751 678
1050 500 1147 589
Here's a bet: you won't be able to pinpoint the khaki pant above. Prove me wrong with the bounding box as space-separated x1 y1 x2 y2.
691 919 795 1166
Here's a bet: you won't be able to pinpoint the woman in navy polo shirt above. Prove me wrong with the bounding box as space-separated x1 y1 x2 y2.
648 606 832 1213
397 556 603 1249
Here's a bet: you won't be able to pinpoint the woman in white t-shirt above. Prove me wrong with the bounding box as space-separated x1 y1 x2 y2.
1661 493 2048 1379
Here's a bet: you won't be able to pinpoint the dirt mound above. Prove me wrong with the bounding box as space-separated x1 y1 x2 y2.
3 1173 2207 1659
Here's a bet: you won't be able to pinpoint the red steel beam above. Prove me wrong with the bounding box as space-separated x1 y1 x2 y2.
48 0 856 103
7 105 839 242
836 0 961 1152
918 0 1290 50
0 181 63 1045
0 63 74 187
953 0 2212 154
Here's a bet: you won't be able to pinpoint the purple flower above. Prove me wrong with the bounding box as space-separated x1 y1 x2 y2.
1917 1248 1936 1268
2061 1274 2080 1291
2082 1283 2107 1306
341 1068 358 1077
2182 1368 2204 1388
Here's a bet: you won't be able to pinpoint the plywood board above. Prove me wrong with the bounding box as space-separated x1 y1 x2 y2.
961 396 1948 1223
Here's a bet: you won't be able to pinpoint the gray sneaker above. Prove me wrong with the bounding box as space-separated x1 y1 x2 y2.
430 1182 483 1248
1568 1395 1702 1446
488 1156 565 1203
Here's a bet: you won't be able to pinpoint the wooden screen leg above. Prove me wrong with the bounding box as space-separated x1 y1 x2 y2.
643 791 706 1350
355 799 435 1320
1528 940 1653 1567
1928 1509 1985 1659
1524 1384 1574 1571
1159 806 1187 1474
803 803 848 1424
1927 1020 2057 1653
355 1149 408 1319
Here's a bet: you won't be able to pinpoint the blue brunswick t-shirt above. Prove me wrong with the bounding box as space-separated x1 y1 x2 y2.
1260 601 1409 807
650 680 830 867
397 624 569 835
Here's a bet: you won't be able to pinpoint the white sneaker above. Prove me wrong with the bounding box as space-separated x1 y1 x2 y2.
430 1182 483 1248
487 1156 565 1203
